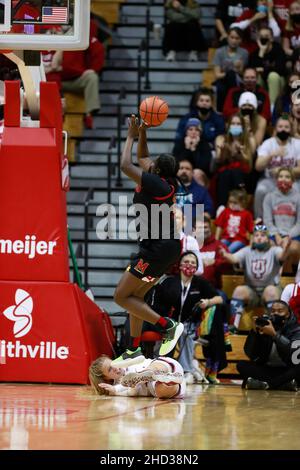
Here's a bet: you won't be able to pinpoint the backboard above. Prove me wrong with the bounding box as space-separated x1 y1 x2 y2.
0 1 90 50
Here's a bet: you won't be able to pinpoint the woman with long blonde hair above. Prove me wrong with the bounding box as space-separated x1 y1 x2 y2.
89 355 185 398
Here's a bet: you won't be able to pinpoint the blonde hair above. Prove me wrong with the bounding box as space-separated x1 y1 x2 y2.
89 355 111 395
277 167 295 181
228 188 248 208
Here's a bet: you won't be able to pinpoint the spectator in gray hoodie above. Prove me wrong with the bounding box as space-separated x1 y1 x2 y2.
263 167 300 273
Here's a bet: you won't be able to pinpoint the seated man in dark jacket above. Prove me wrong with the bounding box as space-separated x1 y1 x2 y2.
237 300 300 391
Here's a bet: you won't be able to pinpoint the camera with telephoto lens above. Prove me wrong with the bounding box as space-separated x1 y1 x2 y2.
255 314 285 330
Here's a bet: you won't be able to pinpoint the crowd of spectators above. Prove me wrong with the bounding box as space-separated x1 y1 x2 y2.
151 0 300 386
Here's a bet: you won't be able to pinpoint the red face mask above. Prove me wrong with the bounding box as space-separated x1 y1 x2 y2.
180 263 197 277
277 180 293 193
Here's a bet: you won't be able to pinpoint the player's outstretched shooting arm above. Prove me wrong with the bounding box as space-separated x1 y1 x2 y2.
137 121 153 172
120 115 143 184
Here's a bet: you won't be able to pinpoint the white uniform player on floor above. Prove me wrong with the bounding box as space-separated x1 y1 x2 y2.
89 355 186 399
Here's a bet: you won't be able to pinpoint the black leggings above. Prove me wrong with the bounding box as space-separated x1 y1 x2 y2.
163 20 207 54
237 360 300 389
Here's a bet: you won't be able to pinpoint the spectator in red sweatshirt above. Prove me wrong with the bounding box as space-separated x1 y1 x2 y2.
46 20 105 129
223 67 271 121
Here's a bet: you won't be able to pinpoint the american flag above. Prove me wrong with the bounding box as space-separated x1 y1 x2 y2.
41 6 68 24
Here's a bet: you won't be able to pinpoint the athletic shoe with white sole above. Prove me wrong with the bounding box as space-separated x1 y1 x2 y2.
111 347 145 368
159 320 184 356
120 369 183 387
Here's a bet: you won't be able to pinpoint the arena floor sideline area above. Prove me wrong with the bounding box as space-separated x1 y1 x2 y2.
1 383 300 450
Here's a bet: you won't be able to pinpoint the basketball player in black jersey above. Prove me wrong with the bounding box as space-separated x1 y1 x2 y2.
112 115 184 366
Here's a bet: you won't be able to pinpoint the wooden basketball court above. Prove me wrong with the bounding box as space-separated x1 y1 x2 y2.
1 383 300 450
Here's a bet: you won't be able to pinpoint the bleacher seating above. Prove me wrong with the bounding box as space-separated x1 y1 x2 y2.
202 47 216 87
91 0 124 25
63 93 85 162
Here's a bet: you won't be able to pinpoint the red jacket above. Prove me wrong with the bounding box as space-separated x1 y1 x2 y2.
61 28 105 80
223 85 271 121
200 236 229 288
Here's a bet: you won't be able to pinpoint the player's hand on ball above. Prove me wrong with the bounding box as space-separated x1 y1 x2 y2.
139 120 150 131
127 114 139 139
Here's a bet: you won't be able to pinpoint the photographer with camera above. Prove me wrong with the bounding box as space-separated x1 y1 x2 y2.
237 300 300 390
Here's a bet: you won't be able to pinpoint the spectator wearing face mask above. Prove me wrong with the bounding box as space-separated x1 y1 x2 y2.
214 111 256 206
146 251 226 384
220 225 291 331
173 117 213 187
237 300 300 391
238 91 267 146
230 0 281 54
175 88 225 145
248 26 286 110
255 115 300 218
213 27 249 112
223 67 271 121
215 189 254 253
263 167 300 273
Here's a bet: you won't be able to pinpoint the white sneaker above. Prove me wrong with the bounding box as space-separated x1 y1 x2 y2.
188 50 198 61
184 372 195 385
166 50 176 61
193 369 209 384
192 359 209 384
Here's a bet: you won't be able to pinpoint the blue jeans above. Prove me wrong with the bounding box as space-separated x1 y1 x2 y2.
221 239 246 253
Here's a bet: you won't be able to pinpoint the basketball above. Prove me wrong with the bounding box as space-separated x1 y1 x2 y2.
139 96 169 127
